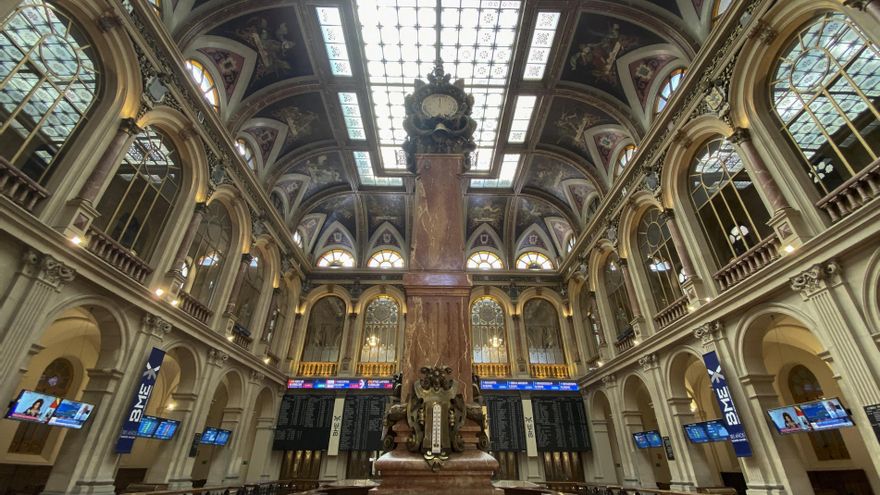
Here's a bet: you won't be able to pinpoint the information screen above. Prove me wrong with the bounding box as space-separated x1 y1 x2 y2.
201 427 219 444
339 395 387 451
485 395 526 452
5 390 60 424
704 420 730 441
153 419 180 440
479 380 578 392
799 398 854 431
633 430 662 448
214 429 231 446
532 396 591 452
273 394 335 451
137 416 161 438
683 423 709 444
46 399 94 429
287 379 393 390
767 405 812 434
633 431 650 449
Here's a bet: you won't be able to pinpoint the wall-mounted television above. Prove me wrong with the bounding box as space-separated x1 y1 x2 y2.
46 399 94 429
704 419 731 441
767 398 853 435
153 418 180 440
632 430 662 449
5 390 61 424
683 423 709 444
214 429 231 446
201 427 219 444
137 416 161 438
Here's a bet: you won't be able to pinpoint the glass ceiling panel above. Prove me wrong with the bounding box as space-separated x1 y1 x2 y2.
523 12 560 81
338 92 366 140
470 153 520 188
316 7 353 76
354 151 403 186
356 0 522 171
508 95 536 143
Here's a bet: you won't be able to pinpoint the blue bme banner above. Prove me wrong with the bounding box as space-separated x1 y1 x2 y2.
703 350 752 457
116 347 165 453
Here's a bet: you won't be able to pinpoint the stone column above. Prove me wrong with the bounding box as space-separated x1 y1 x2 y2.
142 391 199 484
61 118 143 239
167 202 208 292
844 0 880 23
338 311 358 374
564 314 582 367
602 375 638 488
207 407 245 485
260 288 281 344
665 397 719 490
588 418 620 484
659 209 709 306
0 248 75 403
42 314 172 495
219 372 265 484
620 410 657 488
225 253 254 315
618 259 642 319
245 416 278 482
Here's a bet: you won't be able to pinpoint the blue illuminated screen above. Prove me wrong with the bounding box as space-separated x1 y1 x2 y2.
287 379 394 390
478 380 578 392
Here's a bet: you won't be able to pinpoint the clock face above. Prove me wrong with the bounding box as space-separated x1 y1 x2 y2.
421 94 458 117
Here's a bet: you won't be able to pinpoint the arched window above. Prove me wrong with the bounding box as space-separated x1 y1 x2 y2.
516 251 553 270
637 209 685 310
185 59 219 111
8 358 74 454
578 289 603 352
235 254 264 332
317 249 355 268
467 251 504 270
712 0 732 20
235 138 256 170
471 297 508 365
565 235 576 253
523 299 564 365
293 230 304 248
787 364 850 460
0 1 99 186
655 68 685 114
359 296 400 366
181 202 232 307
94 126 182 259
367 249 404 269
689 137 771 268
604 252 633 337
771 13 880 198
616 144 637 173
301 296 346 365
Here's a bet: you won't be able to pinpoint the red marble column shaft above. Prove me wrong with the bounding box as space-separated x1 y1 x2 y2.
661 209 697 280
730 128 790 212
618 259 643 319
170 202 207 275
225 253 254 315
77 118 142 203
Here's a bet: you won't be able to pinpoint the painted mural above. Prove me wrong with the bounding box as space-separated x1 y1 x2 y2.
285 152 349 201
540 97 615 162
630 54 678 110
197 47 244 100
256 93 332 157
466 196 507 239
523 155 590 207
364 194 406 238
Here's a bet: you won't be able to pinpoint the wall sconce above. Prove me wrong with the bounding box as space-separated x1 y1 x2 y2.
70 235 82 246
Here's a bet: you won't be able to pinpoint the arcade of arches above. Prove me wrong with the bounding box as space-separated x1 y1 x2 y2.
0 0 879 494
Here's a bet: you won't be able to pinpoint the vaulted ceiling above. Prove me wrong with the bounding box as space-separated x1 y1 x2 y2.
157 0 719 270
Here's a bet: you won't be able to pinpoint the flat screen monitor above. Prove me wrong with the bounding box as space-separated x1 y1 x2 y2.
683 423 709 444
704 419 731 441
214 429 231 446
767 405 813 434
645 430 663 448
632 431 650 449
153 418 180 440
201 427 219 444
137 416 161 438
799 398 854 431
5 390 61 424
47 399 94 429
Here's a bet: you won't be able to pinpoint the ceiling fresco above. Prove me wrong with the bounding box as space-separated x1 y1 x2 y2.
254 93 333 158
539 96 619 169
364 195 407 240
466 196 508 241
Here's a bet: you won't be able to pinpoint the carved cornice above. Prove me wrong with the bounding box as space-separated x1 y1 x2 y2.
22 249 76 289
141 314 172 339
693 320 723 346
600 373 617 388
789 261 841 295
639 353 659 372
248 369 265 384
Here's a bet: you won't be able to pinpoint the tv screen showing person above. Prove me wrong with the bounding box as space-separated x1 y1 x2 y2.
5 390 61 424
46 399 95 429
799 398 854 431
767 405 811 434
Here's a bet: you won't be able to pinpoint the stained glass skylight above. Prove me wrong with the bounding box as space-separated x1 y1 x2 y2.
523 12 560 80
354 151 403 186
339 93 366 140
508 95 536 143
316 7 353 76
470 154 520 188
356 0 523 171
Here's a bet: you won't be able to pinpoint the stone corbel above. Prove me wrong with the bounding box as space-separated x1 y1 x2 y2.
638 353 659 372
208 348 229 367
98 11 123 32
748 19 778 45
141 314 172 340
248 369 265 384
21 248 76 289
693 320 723 349
600 373 617 388
789 261 841 299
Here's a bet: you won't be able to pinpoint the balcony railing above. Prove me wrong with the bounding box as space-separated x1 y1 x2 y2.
529 363 570 379
713 233 781 291
615 328 636 354
298 361 338 376
817 158 880 222
177 291 212 324
356 362 395 376
86 226 152 284
231 323 253 351
0 157 49 212
653 295 689 329
473 362 510 377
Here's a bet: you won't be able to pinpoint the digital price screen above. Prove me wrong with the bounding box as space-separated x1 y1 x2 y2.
287 378 394 390
479 380 578 392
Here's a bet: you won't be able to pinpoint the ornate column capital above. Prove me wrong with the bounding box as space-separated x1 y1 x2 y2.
119 117 143 136
248 369 265 384
22 249 76 289
208 348 229 367
141 314 172 340
748 19 778 45
843 0 877 10
789 261 841 296
728 127 751 144
658 208 675 223
193 202 208 214
693 320 723 347
241 253 255 264
600 373 617 388
639 353 659 372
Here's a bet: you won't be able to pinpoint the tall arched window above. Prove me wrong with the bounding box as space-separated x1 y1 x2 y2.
787 364 850 460
467 251 504 270
181 202 232 307
302 296 346 364
185 59 219 111
616 144 637 173
359 296 399 369
94 126 182 259
8 358 73 454
235 254 264 332
771 13 880 198
471 297 508 366
712 0 732 20
689 137 771 268
604 252 633 337
0 1 99 186
235 138 256 170
655 68 685 114
523 299 564 365
637 209 685 310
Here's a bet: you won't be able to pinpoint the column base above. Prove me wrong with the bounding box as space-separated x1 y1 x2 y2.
372 449 499 495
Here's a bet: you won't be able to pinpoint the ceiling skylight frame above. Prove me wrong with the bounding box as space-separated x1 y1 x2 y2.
355 0 523 172
522 11 560 81
316 7 354 77
353 151 403 187
507 94 536 143
338 92 367 140
470 153 520 188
